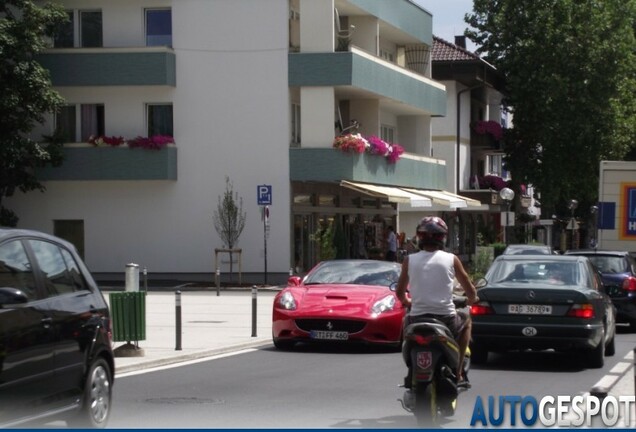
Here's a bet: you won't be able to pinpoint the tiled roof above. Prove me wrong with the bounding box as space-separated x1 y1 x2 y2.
432 36 480 62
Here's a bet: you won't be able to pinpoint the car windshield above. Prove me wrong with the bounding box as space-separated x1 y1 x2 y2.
303 260 401 287
487 260 582 286
585 256 628 274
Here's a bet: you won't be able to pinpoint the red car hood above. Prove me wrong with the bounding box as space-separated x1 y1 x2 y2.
291 284 397 317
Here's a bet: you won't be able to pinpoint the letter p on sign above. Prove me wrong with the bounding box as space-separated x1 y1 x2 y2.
257 185 272 205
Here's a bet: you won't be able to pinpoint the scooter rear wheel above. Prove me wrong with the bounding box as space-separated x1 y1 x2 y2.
414 379 438 427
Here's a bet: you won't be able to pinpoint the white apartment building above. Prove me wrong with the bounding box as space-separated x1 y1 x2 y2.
8 0 482 283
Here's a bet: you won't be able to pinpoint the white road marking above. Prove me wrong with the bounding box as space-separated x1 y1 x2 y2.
593 374 618 389
610 362 632 375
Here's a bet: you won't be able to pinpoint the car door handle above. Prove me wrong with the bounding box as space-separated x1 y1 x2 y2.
41 317 53 328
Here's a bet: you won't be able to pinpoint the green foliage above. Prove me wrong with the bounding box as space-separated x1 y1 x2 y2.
0 1 68 223
465 0 636 220
470 246 494 282
333 218 347 259
310 221 336 262
212 176 246 249
490 243 507 257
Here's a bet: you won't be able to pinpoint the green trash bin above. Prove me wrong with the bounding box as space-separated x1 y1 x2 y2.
109 291 146 342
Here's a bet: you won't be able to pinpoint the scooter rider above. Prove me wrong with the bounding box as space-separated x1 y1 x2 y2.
396 216 479 384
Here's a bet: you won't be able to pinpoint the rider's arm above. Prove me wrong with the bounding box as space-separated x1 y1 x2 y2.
396 256 411 308
453 255 480 305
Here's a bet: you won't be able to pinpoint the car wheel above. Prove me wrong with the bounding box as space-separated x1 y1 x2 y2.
68 357 112 428
605 332 616 357
470 345 488 365
273 337 295 350
586 337 605 369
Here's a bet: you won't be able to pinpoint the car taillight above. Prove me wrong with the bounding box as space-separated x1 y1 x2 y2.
623 277 636 292
567 304 595 319
470 302 494 316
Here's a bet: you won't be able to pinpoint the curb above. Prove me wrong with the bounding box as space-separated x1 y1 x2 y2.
115 339 272 375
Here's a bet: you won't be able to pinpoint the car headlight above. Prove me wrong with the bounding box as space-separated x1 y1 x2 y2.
277 291 297 310
371 295 396 315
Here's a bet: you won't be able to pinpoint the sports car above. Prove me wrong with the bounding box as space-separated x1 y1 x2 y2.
470 255 616 369
272 259 405 350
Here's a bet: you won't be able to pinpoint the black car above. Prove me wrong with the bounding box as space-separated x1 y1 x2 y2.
565 250 636 328
470 255 616 368
0 229 114 428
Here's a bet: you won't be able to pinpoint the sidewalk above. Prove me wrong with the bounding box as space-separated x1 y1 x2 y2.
104 287 279 375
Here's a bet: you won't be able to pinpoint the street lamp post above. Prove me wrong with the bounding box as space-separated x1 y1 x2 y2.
500 187 515 245
568 199 579 250
590 205 598 250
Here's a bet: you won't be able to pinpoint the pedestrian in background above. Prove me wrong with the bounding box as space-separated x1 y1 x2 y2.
385 226 397 261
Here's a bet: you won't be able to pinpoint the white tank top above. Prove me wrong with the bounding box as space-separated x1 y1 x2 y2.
408 250 456 316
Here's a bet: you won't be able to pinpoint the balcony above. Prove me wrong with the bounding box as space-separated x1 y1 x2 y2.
289 47 446 116
36 47 176 87
37 144 177 181
289 148 446 190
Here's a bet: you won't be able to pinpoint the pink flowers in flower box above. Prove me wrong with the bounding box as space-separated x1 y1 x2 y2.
471 120 503 141
87 135 174 150
128 135 174 150
88 135 125 147
333 133 368 154
333 134 404 163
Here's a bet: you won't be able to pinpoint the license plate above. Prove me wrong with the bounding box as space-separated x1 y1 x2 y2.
310 330 348 340
508 304 552 315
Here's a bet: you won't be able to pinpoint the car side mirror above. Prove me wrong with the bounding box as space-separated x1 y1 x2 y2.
287 276 302 287
0 287 29 307
475 278 488 289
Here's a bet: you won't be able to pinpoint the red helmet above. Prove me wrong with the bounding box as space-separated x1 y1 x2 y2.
416 216 447 249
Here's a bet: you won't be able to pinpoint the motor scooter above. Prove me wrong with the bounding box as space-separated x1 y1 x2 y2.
398 296 471 427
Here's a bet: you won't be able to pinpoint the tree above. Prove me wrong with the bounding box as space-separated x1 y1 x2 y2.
213 176 246 282
310 220 336 262
465 0 636 219
0 0 68 226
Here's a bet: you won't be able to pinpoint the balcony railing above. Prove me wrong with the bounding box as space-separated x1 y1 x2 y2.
37 143 177 181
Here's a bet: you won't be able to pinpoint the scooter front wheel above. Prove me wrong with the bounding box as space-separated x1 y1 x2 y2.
414 379 438 427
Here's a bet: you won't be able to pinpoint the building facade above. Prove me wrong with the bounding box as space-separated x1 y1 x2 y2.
8 0 482 283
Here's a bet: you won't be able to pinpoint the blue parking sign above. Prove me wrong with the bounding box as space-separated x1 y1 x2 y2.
257 185 272 205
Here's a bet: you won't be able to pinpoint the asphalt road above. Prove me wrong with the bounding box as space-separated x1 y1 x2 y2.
104 328 636 429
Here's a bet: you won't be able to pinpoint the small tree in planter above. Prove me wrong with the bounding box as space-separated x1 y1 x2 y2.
213 176 246 283
310 221 336 262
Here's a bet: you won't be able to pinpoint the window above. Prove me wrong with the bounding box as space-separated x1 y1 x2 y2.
381 125 395 143
0 240 37 300
54 11 74 48
54 220 85 260
291 103 301 145
29 240 76 296
56 105 77 142
146 9 172 46
80 104 105 141
147 104 173 136
380 49 394 63
486 154 506 177
80 10 102 48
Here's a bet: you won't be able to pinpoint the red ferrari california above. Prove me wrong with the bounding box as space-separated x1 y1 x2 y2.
272 259 406 350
